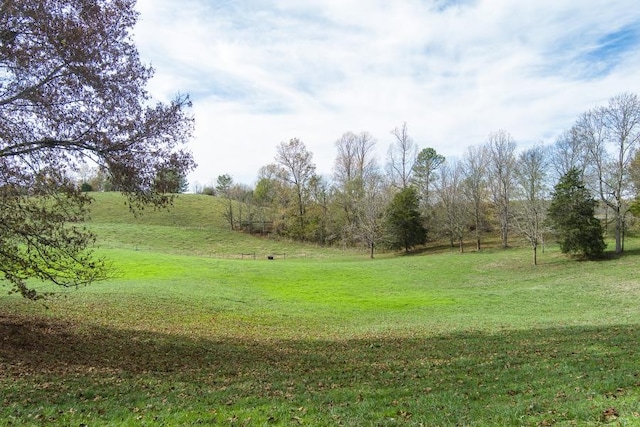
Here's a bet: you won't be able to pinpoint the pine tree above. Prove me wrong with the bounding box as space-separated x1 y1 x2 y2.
383 187 427 252
547 168 606 259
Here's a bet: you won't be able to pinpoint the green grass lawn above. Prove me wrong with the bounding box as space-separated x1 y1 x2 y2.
1 194 640 426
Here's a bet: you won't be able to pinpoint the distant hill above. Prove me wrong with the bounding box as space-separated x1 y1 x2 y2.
87 192 228 228
85 192 358 259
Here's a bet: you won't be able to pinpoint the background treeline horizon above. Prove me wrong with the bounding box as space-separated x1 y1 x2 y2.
80 93 640 258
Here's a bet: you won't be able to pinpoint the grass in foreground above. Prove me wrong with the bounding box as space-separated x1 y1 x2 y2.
1 316 639 426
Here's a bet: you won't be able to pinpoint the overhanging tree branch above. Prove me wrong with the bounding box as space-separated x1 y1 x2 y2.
0 0 195 299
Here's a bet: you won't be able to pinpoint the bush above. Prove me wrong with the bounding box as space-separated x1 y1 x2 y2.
202 186 216 196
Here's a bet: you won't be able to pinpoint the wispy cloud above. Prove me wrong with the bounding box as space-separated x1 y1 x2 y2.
577 24 640 78
134 0 640 186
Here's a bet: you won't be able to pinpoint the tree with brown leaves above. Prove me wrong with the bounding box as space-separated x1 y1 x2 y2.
0 0 195 299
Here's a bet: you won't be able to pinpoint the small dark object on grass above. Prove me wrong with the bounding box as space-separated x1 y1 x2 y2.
602 407 619 422
267 256 274 260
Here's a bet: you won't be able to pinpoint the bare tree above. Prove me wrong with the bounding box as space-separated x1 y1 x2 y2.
512 145 549 265
334 131 376 185
462 145 490 251
334 132 359 185
549 126 589 183
487 130 517 248
333 131 378 245
435 160 469 252
577 93 640 254
230 183 254 232
355 172 389 258
275 138 317 238
354 132 378 182
386 122 418 189
307 175 331 244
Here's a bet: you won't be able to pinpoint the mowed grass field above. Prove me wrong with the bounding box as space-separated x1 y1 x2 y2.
1 193 640 426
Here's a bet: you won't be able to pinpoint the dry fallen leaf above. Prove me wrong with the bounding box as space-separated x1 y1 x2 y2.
602 407 619 422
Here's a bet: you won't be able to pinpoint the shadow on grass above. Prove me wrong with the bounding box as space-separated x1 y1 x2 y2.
1 314 639 425
613 246 640 259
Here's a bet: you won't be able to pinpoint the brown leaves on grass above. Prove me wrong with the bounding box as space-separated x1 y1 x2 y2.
2 313 640 425
602 407 619 423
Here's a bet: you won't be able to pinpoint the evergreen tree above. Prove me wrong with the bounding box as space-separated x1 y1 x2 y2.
384 187 427 252
547 168 606 259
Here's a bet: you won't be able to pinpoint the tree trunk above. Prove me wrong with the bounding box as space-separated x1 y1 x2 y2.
297 189 305 236
615 214 622 254
475 215 481 251
501 215 508 248
228 199 234 230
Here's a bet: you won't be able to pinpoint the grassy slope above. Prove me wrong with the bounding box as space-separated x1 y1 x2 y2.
87 192 357 258
1 193 640 426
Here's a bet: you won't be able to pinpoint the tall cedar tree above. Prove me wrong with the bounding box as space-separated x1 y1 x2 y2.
547 169 606 259
0 0 195 299
384 187 427 252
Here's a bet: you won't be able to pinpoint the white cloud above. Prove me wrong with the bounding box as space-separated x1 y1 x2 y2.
134 0 640 186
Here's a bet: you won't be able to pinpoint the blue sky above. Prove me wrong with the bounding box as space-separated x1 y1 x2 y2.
134 0 640 187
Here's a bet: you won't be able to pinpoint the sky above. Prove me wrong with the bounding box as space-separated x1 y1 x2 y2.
133 0 640 188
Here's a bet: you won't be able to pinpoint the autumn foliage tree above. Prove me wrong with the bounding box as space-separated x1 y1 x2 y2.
0 0 195 299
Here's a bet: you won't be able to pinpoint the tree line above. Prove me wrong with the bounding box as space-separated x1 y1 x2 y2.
209 93 640 262
1 1 636 298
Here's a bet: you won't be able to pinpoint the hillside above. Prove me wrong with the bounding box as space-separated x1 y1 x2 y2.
85 192 357 258
2 193 640 425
